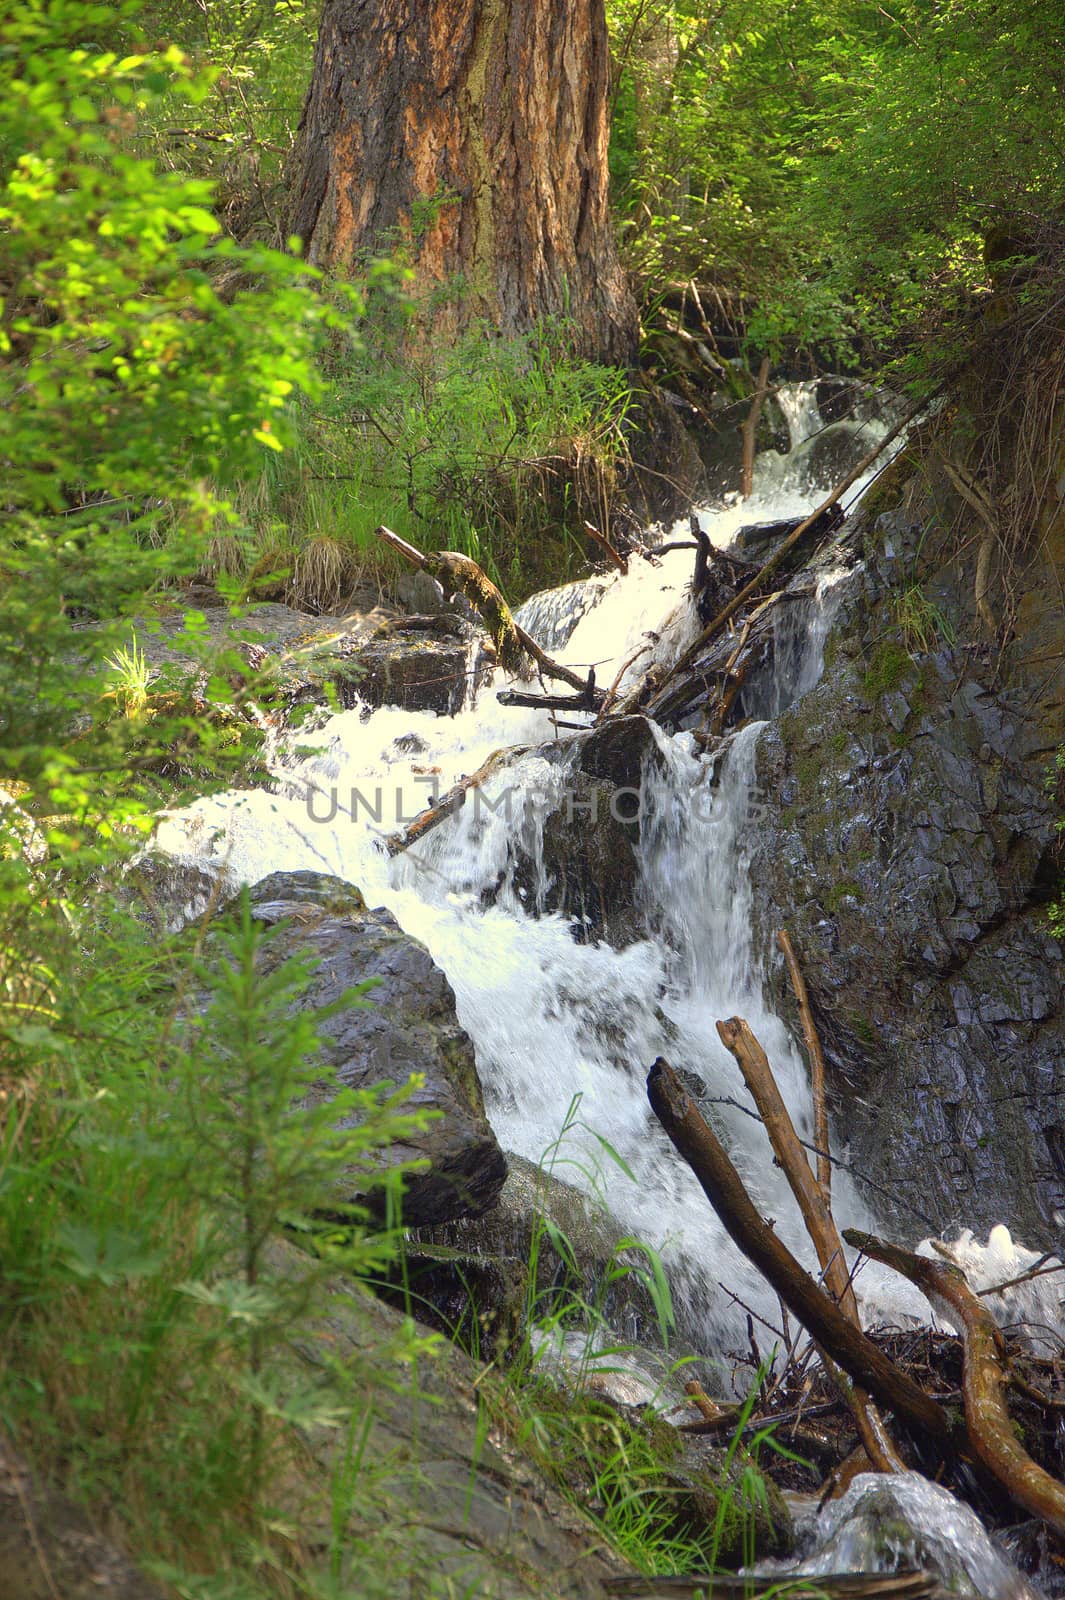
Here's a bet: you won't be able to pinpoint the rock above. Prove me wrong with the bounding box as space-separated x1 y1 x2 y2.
782 1472 1038 1599
298 1253 623 1598
664 1433 794 1567
409 1153 693 1360
107 602 489 723
745 501 1065 1246
238 871 507 1225
729 503 845 571
118 853 221 934
0 1439 165 1600
347 613 487 715
495 716 668 947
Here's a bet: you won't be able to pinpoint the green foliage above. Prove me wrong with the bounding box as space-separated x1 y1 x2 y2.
606 0 1065 363
895 585 957 655
0 0 344 831
239 314 634 604
0 885 433 1593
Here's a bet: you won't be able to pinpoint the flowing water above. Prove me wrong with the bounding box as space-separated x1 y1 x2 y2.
155 384 1058 1361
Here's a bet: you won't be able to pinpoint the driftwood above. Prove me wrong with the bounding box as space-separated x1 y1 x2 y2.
776 930 832 1203
646 1057 956 1454
384 748 520 857
645 392 930 714
497 669 599 714
715 1017 904 1475
845 1229 1065 1537
374 525 592 693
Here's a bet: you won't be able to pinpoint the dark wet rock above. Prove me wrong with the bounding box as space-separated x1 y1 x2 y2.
115 602 489 722
494 716 668 948
409 1153 685 1360
232 871 506 1225
297 1253 622 1598
349 613 486 715
729 503 845 571
120 853 220 934
745 504 1065 1246
0 1439 164 1600
664 1434 795 1566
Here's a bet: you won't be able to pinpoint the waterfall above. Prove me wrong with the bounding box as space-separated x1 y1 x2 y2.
153 384 1047 1358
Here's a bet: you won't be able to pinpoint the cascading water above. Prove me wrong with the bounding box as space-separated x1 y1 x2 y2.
154 383 1054 1359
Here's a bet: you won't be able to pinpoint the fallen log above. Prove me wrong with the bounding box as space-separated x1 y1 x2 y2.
497 670 599 713
844 1228 1065 1538
715 1017 904 1474
374 525 590 693
644 390 932 713
384 748 521 857
646 1057 955 1455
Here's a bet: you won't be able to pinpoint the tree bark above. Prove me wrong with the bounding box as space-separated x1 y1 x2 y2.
291 0 639 366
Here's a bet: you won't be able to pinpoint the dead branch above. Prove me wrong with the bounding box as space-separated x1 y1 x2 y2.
845 1228 1065 1536
583 519 627 573
716 1018 855 1320
715 1017 904 1473
374 525 591 692
741 355 772 500
646 392 931 711
646 1057 955 1455
384 748 521 857
497 672 598 713
776 930 832 1203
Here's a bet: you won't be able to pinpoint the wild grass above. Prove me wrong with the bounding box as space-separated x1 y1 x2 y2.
196 317 634 613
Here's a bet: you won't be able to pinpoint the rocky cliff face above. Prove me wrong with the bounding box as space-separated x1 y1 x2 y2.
745 440 1065 1247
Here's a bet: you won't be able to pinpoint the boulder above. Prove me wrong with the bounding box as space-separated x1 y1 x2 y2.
745 505 1065 1246
497 715 668 948
110 602 489 722
0 1440 164 1600
239 871 507 1226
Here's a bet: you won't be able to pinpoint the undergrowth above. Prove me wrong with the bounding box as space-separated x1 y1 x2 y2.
216 311 634 611
397 1094 796 1579
0 877 435 1597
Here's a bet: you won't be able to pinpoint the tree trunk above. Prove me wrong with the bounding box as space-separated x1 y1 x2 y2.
290 0 639 366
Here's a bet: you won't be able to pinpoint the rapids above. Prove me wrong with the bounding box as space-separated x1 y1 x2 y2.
154 383 1059 1360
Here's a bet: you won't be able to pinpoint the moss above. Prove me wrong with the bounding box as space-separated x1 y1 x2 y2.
862 639 911 698
847 1011 877 1046
824 877 863 913
793 747 823 793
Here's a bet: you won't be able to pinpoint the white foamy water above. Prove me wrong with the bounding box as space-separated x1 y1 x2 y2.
154 383 1059 1361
